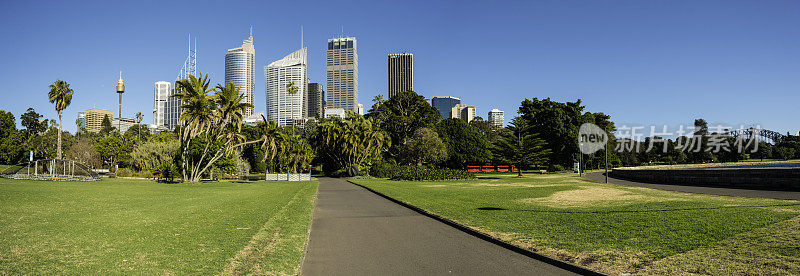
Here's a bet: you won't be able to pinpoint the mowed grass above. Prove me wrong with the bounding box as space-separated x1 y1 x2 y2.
0 178 317 274
352 174 800 274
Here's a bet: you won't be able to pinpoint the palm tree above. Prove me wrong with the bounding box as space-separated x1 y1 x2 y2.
257 115 281 173
135 112 143 141
48 80 73 159
286 81 299 129
172 73 215 140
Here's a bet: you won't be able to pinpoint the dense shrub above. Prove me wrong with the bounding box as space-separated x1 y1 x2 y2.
157 162 179 182
369 162 402 178
389 166 475 181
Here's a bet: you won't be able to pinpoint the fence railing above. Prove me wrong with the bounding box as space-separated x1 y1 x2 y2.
265 173 312 181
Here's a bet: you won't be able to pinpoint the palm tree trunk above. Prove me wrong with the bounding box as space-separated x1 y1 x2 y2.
57 110 63 159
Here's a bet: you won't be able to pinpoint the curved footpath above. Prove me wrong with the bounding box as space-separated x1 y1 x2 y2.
300 177 576 275
585 172 800 200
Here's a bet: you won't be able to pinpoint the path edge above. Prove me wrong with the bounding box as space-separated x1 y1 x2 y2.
348 179 606 276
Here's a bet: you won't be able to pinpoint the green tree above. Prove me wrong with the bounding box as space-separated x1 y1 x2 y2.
21 108 46 138
171 74 256 182
0 111 25 164
66 137 100 168
130 140 179 171
494 119 551 177
517 98 608 169
100 115 114 133
367 90 441 161
312 113 390 176
400 127 447 166
95 132 125 171
435 118 492 169
48 80 73 159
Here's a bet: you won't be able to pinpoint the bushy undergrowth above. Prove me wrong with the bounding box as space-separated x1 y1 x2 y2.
370 163 474 181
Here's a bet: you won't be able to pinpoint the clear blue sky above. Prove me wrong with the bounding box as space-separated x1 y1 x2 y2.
1 0 798 135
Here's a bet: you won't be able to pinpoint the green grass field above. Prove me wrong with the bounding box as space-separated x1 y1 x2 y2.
0 178 317 274
352 174 800 274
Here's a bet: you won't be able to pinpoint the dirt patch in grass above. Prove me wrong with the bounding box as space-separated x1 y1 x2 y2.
640 215 800 275
422 184 447 188
520 186 689 208
471 182 561 188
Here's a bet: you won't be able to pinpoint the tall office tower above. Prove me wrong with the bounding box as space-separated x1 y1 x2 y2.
153 81 171 128
326 37 358 111
306 82 324 118
76 112 86 133
451 104 476 123
225 31 255 116
388 53 413 98
166 36 197 130
431 96 461 119
488 109 504 127
265 48 307 126
84 108 113 133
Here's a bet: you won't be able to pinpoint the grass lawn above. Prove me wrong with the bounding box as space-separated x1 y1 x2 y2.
0 178 317 274
352 174 800 275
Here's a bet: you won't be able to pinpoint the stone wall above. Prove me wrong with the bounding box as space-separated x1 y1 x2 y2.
611 168 800 190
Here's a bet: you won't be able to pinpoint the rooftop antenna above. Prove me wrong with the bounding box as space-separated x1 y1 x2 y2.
250 25 253 39
301 25 304 49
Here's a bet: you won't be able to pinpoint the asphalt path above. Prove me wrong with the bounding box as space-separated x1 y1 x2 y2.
585 172 800 201
300 177 577 275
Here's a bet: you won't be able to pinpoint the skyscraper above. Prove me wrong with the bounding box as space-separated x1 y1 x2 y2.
488 109 504 127
265 48 307 126
84 108 113 133
431 96 461 119
76 112 86 133
166 36 196 130
451 104 476 123
153 81 171 128
326 37 358 111
225 31 255 116
388 53 413 98
306 82 324 118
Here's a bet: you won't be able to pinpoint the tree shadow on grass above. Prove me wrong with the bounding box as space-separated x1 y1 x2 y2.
476 203 800 214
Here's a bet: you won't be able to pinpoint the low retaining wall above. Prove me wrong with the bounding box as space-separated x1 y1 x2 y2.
611 168 800 190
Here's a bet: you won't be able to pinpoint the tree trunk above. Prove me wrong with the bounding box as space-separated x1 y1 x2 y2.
57 110 63 159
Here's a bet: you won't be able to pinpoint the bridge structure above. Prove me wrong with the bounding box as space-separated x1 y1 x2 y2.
725 127 788 144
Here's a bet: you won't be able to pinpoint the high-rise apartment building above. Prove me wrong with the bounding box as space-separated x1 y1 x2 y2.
306 82 324 118
451 104 476 123
84 108 113 133
153 81 171 128
431 96 461 119
488 109 504 127
265 48 307 126
388 53 413 98
225 32 256 116
326 37 358 111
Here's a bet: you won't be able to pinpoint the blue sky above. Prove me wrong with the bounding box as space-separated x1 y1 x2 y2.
0 0 798 135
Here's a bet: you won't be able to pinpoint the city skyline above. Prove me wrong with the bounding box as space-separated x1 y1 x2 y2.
1 1 798 136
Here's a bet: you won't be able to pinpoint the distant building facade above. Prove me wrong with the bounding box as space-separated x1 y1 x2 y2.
112 118 137 133
306 82 324 118
324 107 346 119
431 96 461 119
388 53 413 98
266 48 307 126
225 34 256 117
76 112 86 133
153 81 171 128
488 109 504 127
326 37 358 111
84 108 113 133
451 104 476 123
